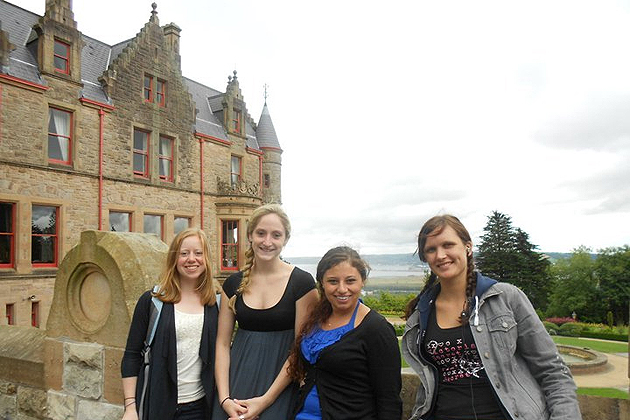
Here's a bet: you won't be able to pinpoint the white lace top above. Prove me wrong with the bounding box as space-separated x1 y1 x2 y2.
175 309 205 403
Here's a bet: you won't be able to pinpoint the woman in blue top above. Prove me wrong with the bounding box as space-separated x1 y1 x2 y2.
287 246 402 420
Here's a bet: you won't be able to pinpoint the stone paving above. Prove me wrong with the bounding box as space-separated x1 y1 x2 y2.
572 352 629 392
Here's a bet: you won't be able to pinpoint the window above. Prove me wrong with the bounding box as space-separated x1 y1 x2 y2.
158 135 174 182
174 217 190 235
232 109 242 134
144 214 163 240
156 79 166 107
221 220 238 270
230 155 241 187
0 202 15 268
264 173 270 188
53 39 70 74
109 211 132 232
143 75 153 102
32 205 58 267
133 129 150 177
48 107 72 165
6 304 14 325
31 301 39 328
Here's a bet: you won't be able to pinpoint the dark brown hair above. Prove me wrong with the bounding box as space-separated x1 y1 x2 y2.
287 246 370 382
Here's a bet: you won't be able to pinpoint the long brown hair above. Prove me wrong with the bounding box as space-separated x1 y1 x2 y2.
287 246 370 382
403 215 476 322
227 203 291 313
155 228 218 306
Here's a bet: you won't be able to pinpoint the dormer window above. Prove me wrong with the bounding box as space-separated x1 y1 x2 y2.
232 109 242 134
53 39 70 74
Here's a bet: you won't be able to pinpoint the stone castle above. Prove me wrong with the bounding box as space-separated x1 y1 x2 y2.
0 0 282 329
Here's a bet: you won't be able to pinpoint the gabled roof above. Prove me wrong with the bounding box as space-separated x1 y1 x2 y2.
0 1 279 150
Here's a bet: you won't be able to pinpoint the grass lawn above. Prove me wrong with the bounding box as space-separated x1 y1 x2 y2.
551 336 628 353
577 388 629 399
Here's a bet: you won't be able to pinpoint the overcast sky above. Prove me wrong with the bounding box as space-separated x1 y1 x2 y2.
15 0 630 257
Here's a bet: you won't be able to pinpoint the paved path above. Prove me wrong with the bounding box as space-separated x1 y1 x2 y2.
572 352 628 391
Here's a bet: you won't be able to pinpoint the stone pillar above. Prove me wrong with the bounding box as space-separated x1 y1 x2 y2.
44 230 167 416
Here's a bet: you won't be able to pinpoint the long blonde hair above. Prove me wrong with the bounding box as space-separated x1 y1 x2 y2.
227 204 291 312
155 228 218 306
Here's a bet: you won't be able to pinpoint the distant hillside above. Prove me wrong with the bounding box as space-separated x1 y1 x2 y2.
285 253 426 269
287 252 582 266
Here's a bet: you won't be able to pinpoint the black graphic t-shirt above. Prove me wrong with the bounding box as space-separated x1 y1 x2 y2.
422 306 504 420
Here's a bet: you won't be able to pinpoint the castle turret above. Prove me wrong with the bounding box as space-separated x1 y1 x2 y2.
257 101 282 204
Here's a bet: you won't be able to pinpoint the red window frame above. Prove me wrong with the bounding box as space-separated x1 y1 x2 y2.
143 214 164 240
232 109 242 134
156 79 166 107
221 220 239 271
0 202 15 268
144 75 153 102
133 129 150 178
158 135 174 182
109 211 132 232
48 107 73 165
53 39 70 74
230 155 241 187
31 205 59 268
31 301 39 328
6 304 14 325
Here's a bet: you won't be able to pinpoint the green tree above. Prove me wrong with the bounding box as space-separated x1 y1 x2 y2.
476 211 550 309
547 246 602 322
595 246 630 325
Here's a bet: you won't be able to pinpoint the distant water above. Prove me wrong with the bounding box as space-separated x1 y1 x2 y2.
295 263 427 279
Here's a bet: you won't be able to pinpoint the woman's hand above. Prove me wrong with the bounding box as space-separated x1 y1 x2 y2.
121 404 138 420
228 396 266 420
222 398 249 419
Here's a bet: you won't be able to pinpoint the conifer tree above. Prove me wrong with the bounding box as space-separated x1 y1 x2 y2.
476 211 550 309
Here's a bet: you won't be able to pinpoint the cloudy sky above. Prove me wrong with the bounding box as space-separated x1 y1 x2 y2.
16 0 630 257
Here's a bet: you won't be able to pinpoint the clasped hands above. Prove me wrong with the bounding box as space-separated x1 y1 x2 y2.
225 396 264 420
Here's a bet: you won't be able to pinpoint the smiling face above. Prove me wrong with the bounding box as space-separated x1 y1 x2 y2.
422 225 471 284
322 261 365 315
176 235 206 282
248 213 288 263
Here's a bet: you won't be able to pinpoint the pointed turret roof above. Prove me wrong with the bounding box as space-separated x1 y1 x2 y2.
257 103 281 150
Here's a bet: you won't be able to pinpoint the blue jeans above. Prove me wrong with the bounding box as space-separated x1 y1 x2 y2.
174 398 206 420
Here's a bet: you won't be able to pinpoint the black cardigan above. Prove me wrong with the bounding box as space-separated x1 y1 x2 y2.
121 290 219 419
293 310 402 420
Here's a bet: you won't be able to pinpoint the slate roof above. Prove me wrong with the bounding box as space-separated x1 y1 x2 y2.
0 0 280 150
256 103 281 149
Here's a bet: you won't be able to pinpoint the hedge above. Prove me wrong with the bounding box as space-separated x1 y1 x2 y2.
579 331 629 342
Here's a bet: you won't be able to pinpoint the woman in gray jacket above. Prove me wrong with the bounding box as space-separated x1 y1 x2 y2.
402 215 581 420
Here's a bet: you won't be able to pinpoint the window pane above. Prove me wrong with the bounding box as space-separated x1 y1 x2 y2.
54 41 68 56
48 109 70 136
231 156 240 173
159 137 172 156
134 130 148 150
32 236 55 263
174 217 189 234
48 135 64 161
32 206 56 234
0 236 10 264
0 203 12 233
133 153 146 173
143 215 162 238
109 212 131 232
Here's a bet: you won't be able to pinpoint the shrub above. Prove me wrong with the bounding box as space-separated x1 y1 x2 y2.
558 322 583 337
543 321 558 332
607 311 614 329
545 317 576 326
